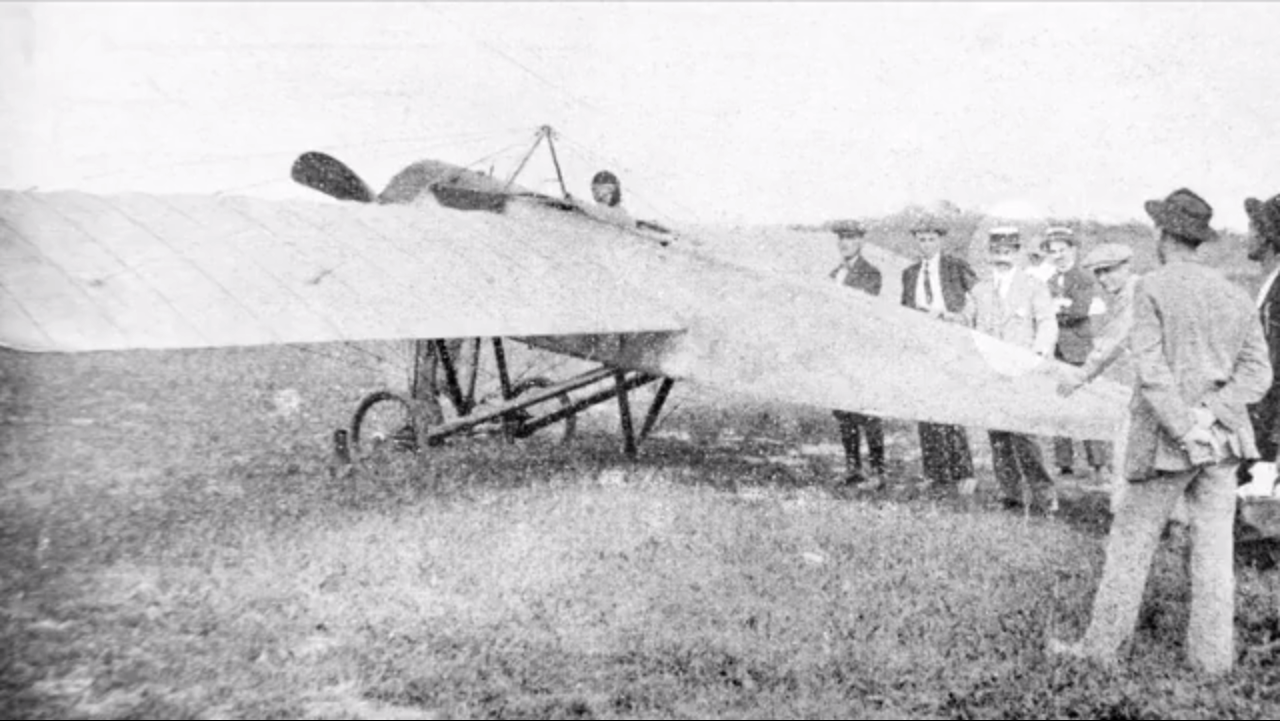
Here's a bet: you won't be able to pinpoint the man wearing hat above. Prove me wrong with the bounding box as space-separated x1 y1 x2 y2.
1058 242 1139 511
1043 226 1111 481
901 215 979 492
828 219 888 488
1051 188 1272 674
1241 193 1280 483
963 226 1059 511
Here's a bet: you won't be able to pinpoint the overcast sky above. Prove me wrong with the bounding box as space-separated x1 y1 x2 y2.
2 2 1278 229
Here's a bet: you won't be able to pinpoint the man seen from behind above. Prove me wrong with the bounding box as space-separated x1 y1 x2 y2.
1050 188 1272 674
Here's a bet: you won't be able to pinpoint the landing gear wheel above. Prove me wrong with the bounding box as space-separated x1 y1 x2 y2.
349 390 434 459
510 376 576 445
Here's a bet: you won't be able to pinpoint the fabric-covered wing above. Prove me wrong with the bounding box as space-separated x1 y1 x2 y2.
503 205 1129 441
0 186 1127 440
0 190 685 352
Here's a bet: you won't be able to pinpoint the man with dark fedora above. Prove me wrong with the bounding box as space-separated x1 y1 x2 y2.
827 219 888 489
1051 188 1272 674
901 214 979 493
1241 193 1280 484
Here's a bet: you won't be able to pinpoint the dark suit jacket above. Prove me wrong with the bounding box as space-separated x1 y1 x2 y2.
1047 266 1101 364
1249 272 1280 460
901 254 975 313
830 255 882 297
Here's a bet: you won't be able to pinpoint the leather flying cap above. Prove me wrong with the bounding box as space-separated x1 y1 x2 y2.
591 170 619 186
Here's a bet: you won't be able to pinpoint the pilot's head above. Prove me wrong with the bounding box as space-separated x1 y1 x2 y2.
591 170 622 207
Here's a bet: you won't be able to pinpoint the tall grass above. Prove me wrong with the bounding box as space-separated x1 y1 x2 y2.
4 443 1277 720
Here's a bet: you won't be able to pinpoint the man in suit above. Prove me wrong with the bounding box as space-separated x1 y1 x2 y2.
1050 188 1271 674
901 215 979 493
1242 193 1280 481
963 227 1059 512
828 219 887 489
1043 227 1111 480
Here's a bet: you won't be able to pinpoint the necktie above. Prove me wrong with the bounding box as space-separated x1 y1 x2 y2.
923 264 934 306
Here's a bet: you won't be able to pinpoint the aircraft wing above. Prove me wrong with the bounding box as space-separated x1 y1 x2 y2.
0 190 685 352
499 201 1127 441
0 187 1126 440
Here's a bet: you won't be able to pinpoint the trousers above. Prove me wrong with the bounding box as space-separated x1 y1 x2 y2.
918 422 974 484
1078 462 1237 673
833 410 885 474
990 431 1053 507
1054 436 1113 472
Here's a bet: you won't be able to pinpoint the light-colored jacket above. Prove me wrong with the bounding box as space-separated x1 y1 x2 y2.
1080 274 1140 385
1125 259 1273 479
964 268 1058 357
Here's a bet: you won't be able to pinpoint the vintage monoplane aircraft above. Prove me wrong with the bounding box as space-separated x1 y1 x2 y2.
0 126 1130 467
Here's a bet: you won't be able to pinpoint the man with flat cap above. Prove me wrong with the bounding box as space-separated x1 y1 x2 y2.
901 215 979 492
1058 242 1140 511
1240 193 1280 485
828 219 887 489
963 226 1058 512
1052 188 1271 674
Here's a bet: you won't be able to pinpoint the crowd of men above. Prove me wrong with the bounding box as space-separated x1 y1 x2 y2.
827 188 1280 675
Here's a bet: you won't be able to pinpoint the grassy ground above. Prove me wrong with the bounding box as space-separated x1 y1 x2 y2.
2 341 1279 720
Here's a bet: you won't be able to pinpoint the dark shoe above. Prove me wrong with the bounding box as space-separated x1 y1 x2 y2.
843 470 883 491
842 469 866 485
1001 498 1024 510
1059 466 1074 477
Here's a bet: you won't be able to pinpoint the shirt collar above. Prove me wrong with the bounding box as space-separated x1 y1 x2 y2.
1259 266 1280 308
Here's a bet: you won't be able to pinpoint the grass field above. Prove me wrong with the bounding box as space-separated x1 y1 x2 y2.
2 335 1278 720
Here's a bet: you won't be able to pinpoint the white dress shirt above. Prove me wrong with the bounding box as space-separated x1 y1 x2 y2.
992 267 1015 300
915 253 947 313
1257 266 1280 310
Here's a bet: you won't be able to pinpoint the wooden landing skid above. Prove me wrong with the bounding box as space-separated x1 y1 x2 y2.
334 338 676 464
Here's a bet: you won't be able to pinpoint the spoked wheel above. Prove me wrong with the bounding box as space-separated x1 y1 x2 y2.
348 390 435 460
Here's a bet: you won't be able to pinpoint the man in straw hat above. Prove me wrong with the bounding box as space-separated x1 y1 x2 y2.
1240 193 1280 487
901 214 979 493
827 219 888 489
1043 226 1111 482
1050 188 1272 674
963 226 1058 512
